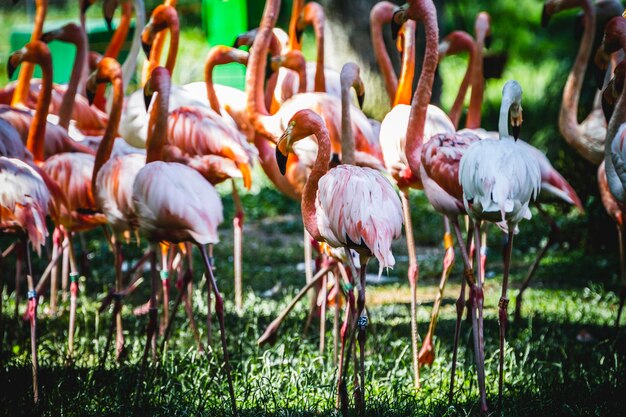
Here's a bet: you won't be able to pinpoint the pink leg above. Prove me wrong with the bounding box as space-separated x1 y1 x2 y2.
336 277 355 414
49 228 62 315
319 273 328 354
137 247 159 397
198 244 238 416
419 217 455 367
232 180 244 313
355 255 369 417
14 243 23 321
498 230 515 410
67 232 80 358
473 223 487 414
24 242 39 404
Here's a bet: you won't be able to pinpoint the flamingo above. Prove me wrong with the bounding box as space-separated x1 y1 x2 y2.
378 1 455 389
275 105 402 416
132 66 237 415
84 57 145 361
459 80 541 409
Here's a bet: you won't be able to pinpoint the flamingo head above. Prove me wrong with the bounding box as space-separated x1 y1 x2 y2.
143 66 171 112
233 28 258 49
276 109 326 175
340 62 365 109
475 12 492 48
142 4 179 58
7 41 51 80
438 31 474 62
88 51 104 73
271 50 305 75
542 0 588 28
41 23 85 46
500 80 524 139
595 17 626 72
296 2 325 44
86 57 122 106
601 60 626 122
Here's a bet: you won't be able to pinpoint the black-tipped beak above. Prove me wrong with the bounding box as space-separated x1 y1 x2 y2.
233 34 245 48
40 29 58 44
87 88 96 106
81 0 92 15
484 34 492 49
594 66 608 90
265 53 275 80
541 5 551 28
143 92 153 112
296 28 304 44
142 40 152 58
105 16 114 32
512 124 520 140
275 146 288 176
7 59 17 80
391 8 405 41
357 93 365 109
330 153 341 166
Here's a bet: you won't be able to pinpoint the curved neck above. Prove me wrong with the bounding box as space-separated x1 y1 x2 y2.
406 0 439 177
58 29 89 129
340 74 356 165
464 32 482 129
122 0 146 91
302 125 331 242
92 77 124 192
12 0 47 107
498 99 511 138
205 47 249 114
394 20 416 107
246 0 282 140
146 78 171 163
27 59 52 163
288 0 304 51
370 2 398 106
560 0 595 134
105 2 133 59
303 3 326 92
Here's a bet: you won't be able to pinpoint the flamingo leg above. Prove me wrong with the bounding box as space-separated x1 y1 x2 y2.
319 273 327 354
257 265 333 345
333 265 347 365
514 205 559 321
14 243 23 321
400 191 420 389
67 232 80 358
336 276 355 415
355 255 369 417
183 279 204 353
137 247 158 399
473 222 487 414
101 240 126 366
419 217 455 367
159 244 171 336
615 226 626 330
0 246 4 356
61 230 69 303
49 228 61 315
24 241 39 404
498 230 515 410
198 244 238 417
232 180 244 314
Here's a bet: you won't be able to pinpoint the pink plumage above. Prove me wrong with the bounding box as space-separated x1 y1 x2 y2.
132 161 223 245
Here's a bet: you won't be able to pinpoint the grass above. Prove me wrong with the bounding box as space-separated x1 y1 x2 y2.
1 181 625 417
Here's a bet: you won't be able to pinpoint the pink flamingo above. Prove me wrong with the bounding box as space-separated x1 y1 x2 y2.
133 66 237 415
275 104 402 415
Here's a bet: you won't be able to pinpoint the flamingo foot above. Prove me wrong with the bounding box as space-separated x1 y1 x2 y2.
418 333 435 367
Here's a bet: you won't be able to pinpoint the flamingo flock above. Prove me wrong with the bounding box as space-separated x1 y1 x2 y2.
2 0 626 415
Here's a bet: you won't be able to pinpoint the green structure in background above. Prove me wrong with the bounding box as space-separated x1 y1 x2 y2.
9 20 134 84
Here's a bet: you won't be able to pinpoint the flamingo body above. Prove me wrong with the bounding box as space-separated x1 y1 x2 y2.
132 161 223 244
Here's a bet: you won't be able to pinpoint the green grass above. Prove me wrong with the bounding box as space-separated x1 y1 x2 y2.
1 182 625 416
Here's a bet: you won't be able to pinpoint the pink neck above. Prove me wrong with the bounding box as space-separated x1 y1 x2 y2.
440 31 475 128
303 3 326 92
465 32 482 129
59 28 88 129
288 0 304 51
28 58 52 163
92 76 124 192
406 0 439 178
205 47 249 114
340 65 358 165
370 1 398 106
302 119 331 242
146 76 171 163
560 0 595 135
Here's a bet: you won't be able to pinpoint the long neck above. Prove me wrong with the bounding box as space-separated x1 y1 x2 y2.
12 0 47 107
302 127 331 242
405 0 439 177
465 33 482 129
146 79 171 163
92 77 124 192
370 2 398 106
164 24 179 75
560 0 595 137
205 48 249 114
340 77 355 165
498 99 510 138
27 59 52 163
288 0 304 51
307 3 326 92
394 20 416 107
605 70 626 200
122 0 146 91
105 2 132 59
245 0 282 140
58 29 88 129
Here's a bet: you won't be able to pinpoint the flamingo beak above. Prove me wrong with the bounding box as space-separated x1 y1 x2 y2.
142 24 154 57
484 34 493 49
40 28 61 44
143 82 154 112
510 107 523 140
233 28 257 48
541 5 551 28
276 124 294 176
391 5 408 41
81 0 93 15
105 16 114 32
357 92 365 110
6 48 25 80
142 39 152 58
295 28 304 44
86 88 96 106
